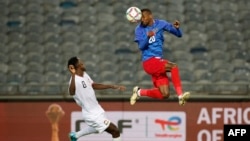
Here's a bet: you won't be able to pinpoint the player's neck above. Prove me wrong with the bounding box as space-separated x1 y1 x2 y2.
75 71 84 77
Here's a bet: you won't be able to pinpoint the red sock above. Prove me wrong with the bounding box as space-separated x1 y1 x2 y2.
140 88 164 99
171 67 183 96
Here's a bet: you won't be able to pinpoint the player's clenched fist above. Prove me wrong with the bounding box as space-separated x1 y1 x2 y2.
173 20 180 28
147 31 155 37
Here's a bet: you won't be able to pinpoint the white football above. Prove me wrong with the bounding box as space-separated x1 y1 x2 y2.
126 6 142 23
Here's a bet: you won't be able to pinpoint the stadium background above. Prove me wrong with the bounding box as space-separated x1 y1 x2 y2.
0 0 249 141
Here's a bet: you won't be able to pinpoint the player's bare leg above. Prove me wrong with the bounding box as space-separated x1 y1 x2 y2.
105 122 121 141
165 62 190 106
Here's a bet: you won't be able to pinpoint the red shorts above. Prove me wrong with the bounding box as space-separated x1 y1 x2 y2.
142 57 169 87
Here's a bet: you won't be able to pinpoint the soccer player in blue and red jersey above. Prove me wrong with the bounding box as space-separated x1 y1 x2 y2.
130 8 190 106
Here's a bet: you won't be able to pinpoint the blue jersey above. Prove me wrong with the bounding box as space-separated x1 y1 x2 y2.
134 19 182 61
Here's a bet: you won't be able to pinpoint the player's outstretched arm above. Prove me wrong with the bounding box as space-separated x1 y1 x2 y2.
164 20 182 37
92 83 126 91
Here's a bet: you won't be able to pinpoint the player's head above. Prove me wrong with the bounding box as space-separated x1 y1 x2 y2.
68 56 86 72
140 8 153 26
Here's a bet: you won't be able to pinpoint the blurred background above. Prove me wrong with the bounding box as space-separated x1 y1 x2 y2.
0 0 249 100
0 0 250 141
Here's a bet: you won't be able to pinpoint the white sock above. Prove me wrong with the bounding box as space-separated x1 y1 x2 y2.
76 126 98 138
137 89 141 96
113 136 121 141
178 95 183 99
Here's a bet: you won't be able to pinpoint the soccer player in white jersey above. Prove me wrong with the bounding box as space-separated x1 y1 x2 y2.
67 57 126 141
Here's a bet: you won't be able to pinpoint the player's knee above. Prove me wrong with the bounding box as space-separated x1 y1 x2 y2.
159 86 170 99
171 64 178 69
166 63 178 71
161 92 170 99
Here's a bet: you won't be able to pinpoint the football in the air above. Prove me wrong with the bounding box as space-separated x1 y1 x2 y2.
126 6 142 23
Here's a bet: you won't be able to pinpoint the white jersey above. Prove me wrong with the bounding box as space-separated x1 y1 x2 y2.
69 72 105 119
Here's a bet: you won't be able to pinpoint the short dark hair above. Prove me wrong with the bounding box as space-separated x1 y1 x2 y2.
67 56 78 68
141 8 152 14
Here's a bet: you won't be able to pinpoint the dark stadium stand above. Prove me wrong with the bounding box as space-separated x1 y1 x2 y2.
0 0 249 100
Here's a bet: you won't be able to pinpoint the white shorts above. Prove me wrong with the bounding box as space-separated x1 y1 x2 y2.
83 112 111 133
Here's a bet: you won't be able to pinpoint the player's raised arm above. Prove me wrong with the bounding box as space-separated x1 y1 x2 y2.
163 20 182 37
68 65 76 95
